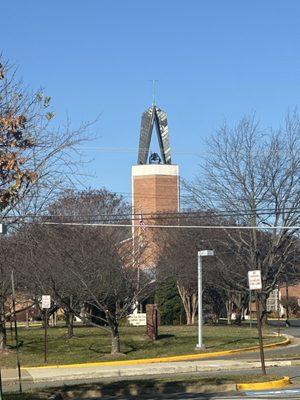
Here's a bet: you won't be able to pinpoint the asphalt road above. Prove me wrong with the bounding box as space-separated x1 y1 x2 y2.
80 388 300 399
45 366 300 400
134 390 300 399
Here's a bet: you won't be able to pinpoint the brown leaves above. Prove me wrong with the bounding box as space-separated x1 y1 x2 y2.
0 63 4 80
0 113 26 132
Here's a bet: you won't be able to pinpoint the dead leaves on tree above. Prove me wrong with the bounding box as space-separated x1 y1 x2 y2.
0 112 37 210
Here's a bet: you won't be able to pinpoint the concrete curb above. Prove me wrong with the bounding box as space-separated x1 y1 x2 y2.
236 376 291 391
24 335 290 371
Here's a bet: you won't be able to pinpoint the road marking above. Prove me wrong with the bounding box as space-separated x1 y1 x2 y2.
246 388 300 397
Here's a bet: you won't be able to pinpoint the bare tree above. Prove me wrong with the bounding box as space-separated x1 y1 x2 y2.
20 189 155 354
0 237 15 350
156 216 222 325
0 56 93 222
184 112 300 322
23 223 154 354
0 55 93 351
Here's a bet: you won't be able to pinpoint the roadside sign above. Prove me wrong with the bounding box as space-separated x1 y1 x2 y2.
42 295 51 309
41 295 51 364
199 250 214 256
248 270 262 290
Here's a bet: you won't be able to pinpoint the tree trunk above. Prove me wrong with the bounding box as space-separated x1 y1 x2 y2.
25 307 29 329
177 284 197 326
66 310 74 339
0 297 7 351
111 325 120 354
235 307 242 326
226 300 232 325
285 279 290 322
260 292 268 326
191 293 197 325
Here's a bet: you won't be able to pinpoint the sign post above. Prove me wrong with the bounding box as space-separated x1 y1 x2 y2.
42 295 51 364
249 289 252 329
11 270 22 393
248 270 266 375
0 368 3 400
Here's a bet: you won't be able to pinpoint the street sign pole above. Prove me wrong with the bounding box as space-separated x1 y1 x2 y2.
42 295 51 364
255 291 266 374
44 309 48 364
248 270 266 375
11 270 22 393
277 284 280 337
0 368 3 400
249 289 252 329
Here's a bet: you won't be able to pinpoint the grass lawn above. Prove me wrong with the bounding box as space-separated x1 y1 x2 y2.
3 374 284 400
0 324 282 368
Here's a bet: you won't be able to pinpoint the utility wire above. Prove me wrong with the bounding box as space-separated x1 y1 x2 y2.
41 221 300 230
5 205 300 221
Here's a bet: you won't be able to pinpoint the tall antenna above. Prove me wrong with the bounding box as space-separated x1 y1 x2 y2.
151 79 158 106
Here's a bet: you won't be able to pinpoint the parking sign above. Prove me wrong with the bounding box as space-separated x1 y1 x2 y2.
42 295 51 309
248 270 262 290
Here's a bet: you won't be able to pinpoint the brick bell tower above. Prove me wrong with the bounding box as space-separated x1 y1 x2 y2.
132 104 179 267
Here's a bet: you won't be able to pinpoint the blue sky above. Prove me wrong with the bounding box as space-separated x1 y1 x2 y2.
2 1 300 201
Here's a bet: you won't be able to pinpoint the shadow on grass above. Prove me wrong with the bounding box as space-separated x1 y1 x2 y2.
157 334 175 339
205 337 258 350
88 344 108 355
7 340 24 350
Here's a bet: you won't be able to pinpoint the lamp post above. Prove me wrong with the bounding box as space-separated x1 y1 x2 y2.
196 250 214 350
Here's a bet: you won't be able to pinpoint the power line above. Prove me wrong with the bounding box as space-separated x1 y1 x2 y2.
74 146 205 156
41 221 300 230
6 205 300 221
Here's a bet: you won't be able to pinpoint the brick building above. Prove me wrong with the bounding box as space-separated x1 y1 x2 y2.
131 104 179 268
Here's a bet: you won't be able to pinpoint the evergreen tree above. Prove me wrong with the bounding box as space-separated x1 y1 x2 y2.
156 278 185 325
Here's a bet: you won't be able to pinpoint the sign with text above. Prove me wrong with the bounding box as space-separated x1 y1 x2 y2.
248 270 262 290
42 295 51 309
128 313 147 326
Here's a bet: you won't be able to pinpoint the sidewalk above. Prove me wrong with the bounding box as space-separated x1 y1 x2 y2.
2 357 299 388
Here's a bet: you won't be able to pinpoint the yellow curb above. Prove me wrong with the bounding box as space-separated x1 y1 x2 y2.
23 336 290 371
236 376 291 391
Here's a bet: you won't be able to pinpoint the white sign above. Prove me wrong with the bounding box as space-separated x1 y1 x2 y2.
198 250 214 257
128 313 147 326
248 270 262 290
42 295 51 309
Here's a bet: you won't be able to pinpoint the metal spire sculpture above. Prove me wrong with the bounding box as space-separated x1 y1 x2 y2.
137 89 171 165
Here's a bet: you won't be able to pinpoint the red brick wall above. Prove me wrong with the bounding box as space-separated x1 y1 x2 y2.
133 174 178 216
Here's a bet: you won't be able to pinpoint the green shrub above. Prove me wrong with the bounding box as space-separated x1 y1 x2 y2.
155 278 185 325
